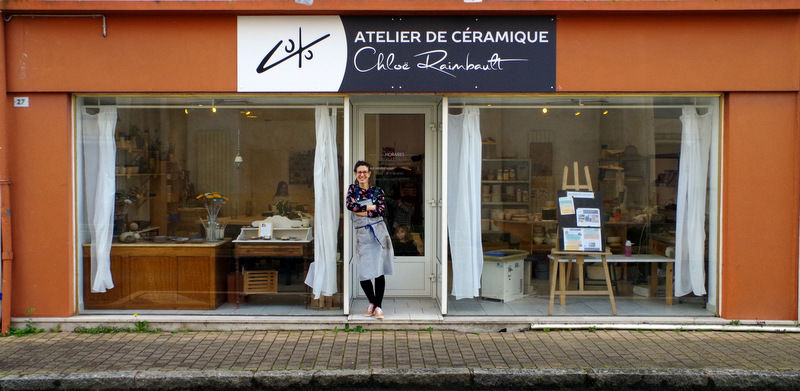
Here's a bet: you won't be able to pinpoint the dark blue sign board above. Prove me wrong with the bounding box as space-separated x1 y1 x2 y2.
339 16 556 93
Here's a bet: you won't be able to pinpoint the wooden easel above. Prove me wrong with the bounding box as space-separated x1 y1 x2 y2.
549 161 617 315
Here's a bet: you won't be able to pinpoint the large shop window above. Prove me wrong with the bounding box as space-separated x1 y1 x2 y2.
77 96 345 314
447 96 720 316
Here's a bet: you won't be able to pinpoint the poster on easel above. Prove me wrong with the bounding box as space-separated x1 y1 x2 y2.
557 190 605 252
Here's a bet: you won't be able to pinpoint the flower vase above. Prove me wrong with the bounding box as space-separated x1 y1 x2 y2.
206 216 218 241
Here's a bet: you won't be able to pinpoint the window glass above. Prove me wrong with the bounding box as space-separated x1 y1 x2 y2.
364 113 426 256
77 96 344 314
448 96 719 316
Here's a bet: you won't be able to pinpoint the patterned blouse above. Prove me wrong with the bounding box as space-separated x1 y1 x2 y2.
346 184 386 218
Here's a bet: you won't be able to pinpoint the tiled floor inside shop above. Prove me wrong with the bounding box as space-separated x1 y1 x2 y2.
83 291 708 318
447 279 709 317
447 294 708 317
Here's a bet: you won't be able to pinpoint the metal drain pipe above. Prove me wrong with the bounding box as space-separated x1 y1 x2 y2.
0 12 13 335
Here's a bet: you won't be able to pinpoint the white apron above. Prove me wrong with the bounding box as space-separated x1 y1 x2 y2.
352 194 394 281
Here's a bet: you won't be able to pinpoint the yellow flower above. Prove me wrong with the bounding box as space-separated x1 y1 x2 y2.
197 192 228 202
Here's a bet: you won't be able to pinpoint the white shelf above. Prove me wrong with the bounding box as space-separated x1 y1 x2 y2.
482 158 531 208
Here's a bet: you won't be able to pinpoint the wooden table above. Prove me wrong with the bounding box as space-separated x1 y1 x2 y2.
601 254 675 305
232 240 313 305
548 252 676 315
549 250 617 315
82 240 232 310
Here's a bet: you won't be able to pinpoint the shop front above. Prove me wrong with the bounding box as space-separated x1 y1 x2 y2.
2 2 798 326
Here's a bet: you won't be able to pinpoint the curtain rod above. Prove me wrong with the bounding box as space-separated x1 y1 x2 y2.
449 104 712 109
84 104 705 110
82 105 345 109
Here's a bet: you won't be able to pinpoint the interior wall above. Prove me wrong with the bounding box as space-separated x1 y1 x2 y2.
479 108 661 193
7 93 74 316
244 109 317 215
722 92 799 320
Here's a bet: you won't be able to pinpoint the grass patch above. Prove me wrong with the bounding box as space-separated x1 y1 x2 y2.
4 308 44 337
333 323 367 333
74 321 161 334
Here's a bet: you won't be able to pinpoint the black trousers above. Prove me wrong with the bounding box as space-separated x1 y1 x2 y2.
360 275 385 308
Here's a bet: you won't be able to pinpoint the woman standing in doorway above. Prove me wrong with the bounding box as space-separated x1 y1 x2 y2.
346 161 394 320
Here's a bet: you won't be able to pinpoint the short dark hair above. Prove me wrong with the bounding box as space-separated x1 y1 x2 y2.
353 161 371 172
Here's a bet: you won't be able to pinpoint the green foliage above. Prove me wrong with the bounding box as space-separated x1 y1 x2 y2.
729 320 741 326
336 323 367 333
4 308 44 337
74 325 123 334
74 320 160 334
134 321 154 332
274 200 292 216
6 321 44 337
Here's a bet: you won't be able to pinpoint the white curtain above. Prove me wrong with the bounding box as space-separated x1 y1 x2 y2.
305 107 339 298
447 107 483 299
82 107 118 293
674 106 713 297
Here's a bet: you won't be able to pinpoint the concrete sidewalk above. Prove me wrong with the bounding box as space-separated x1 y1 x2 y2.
0 328 799 390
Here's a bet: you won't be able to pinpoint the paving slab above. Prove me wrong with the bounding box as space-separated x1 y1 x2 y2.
0 329 798 390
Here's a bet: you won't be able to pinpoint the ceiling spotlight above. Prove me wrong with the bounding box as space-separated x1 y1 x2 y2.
212 106 217 113
602 110 609 115
575 111 581 116
184 109 189 115
542 108 548 114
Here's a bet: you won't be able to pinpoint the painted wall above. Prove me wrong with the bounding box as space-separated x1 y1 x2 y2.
5 15 235 93
557 14 800 92
6 94 74 317
5 14 799 93
3 12 800 319
722 92 799 320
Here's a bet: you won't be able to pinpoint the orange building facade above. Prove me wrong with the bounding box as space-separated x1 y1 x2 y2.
0 1 798 322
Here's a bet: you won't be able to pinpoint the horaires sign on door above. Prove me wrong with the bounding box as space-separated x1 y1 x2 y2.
237 16 556 93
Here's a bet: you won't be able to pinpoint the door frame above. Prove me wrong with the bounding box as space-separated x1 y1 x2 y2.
345 97 444 312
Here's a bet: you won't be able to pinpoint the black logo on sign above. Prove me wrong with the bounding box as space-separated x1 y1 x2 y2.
256 27 331 73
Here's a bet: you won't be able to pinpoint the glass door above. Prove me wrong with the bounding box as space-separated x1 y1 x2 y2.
353 103 437 297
